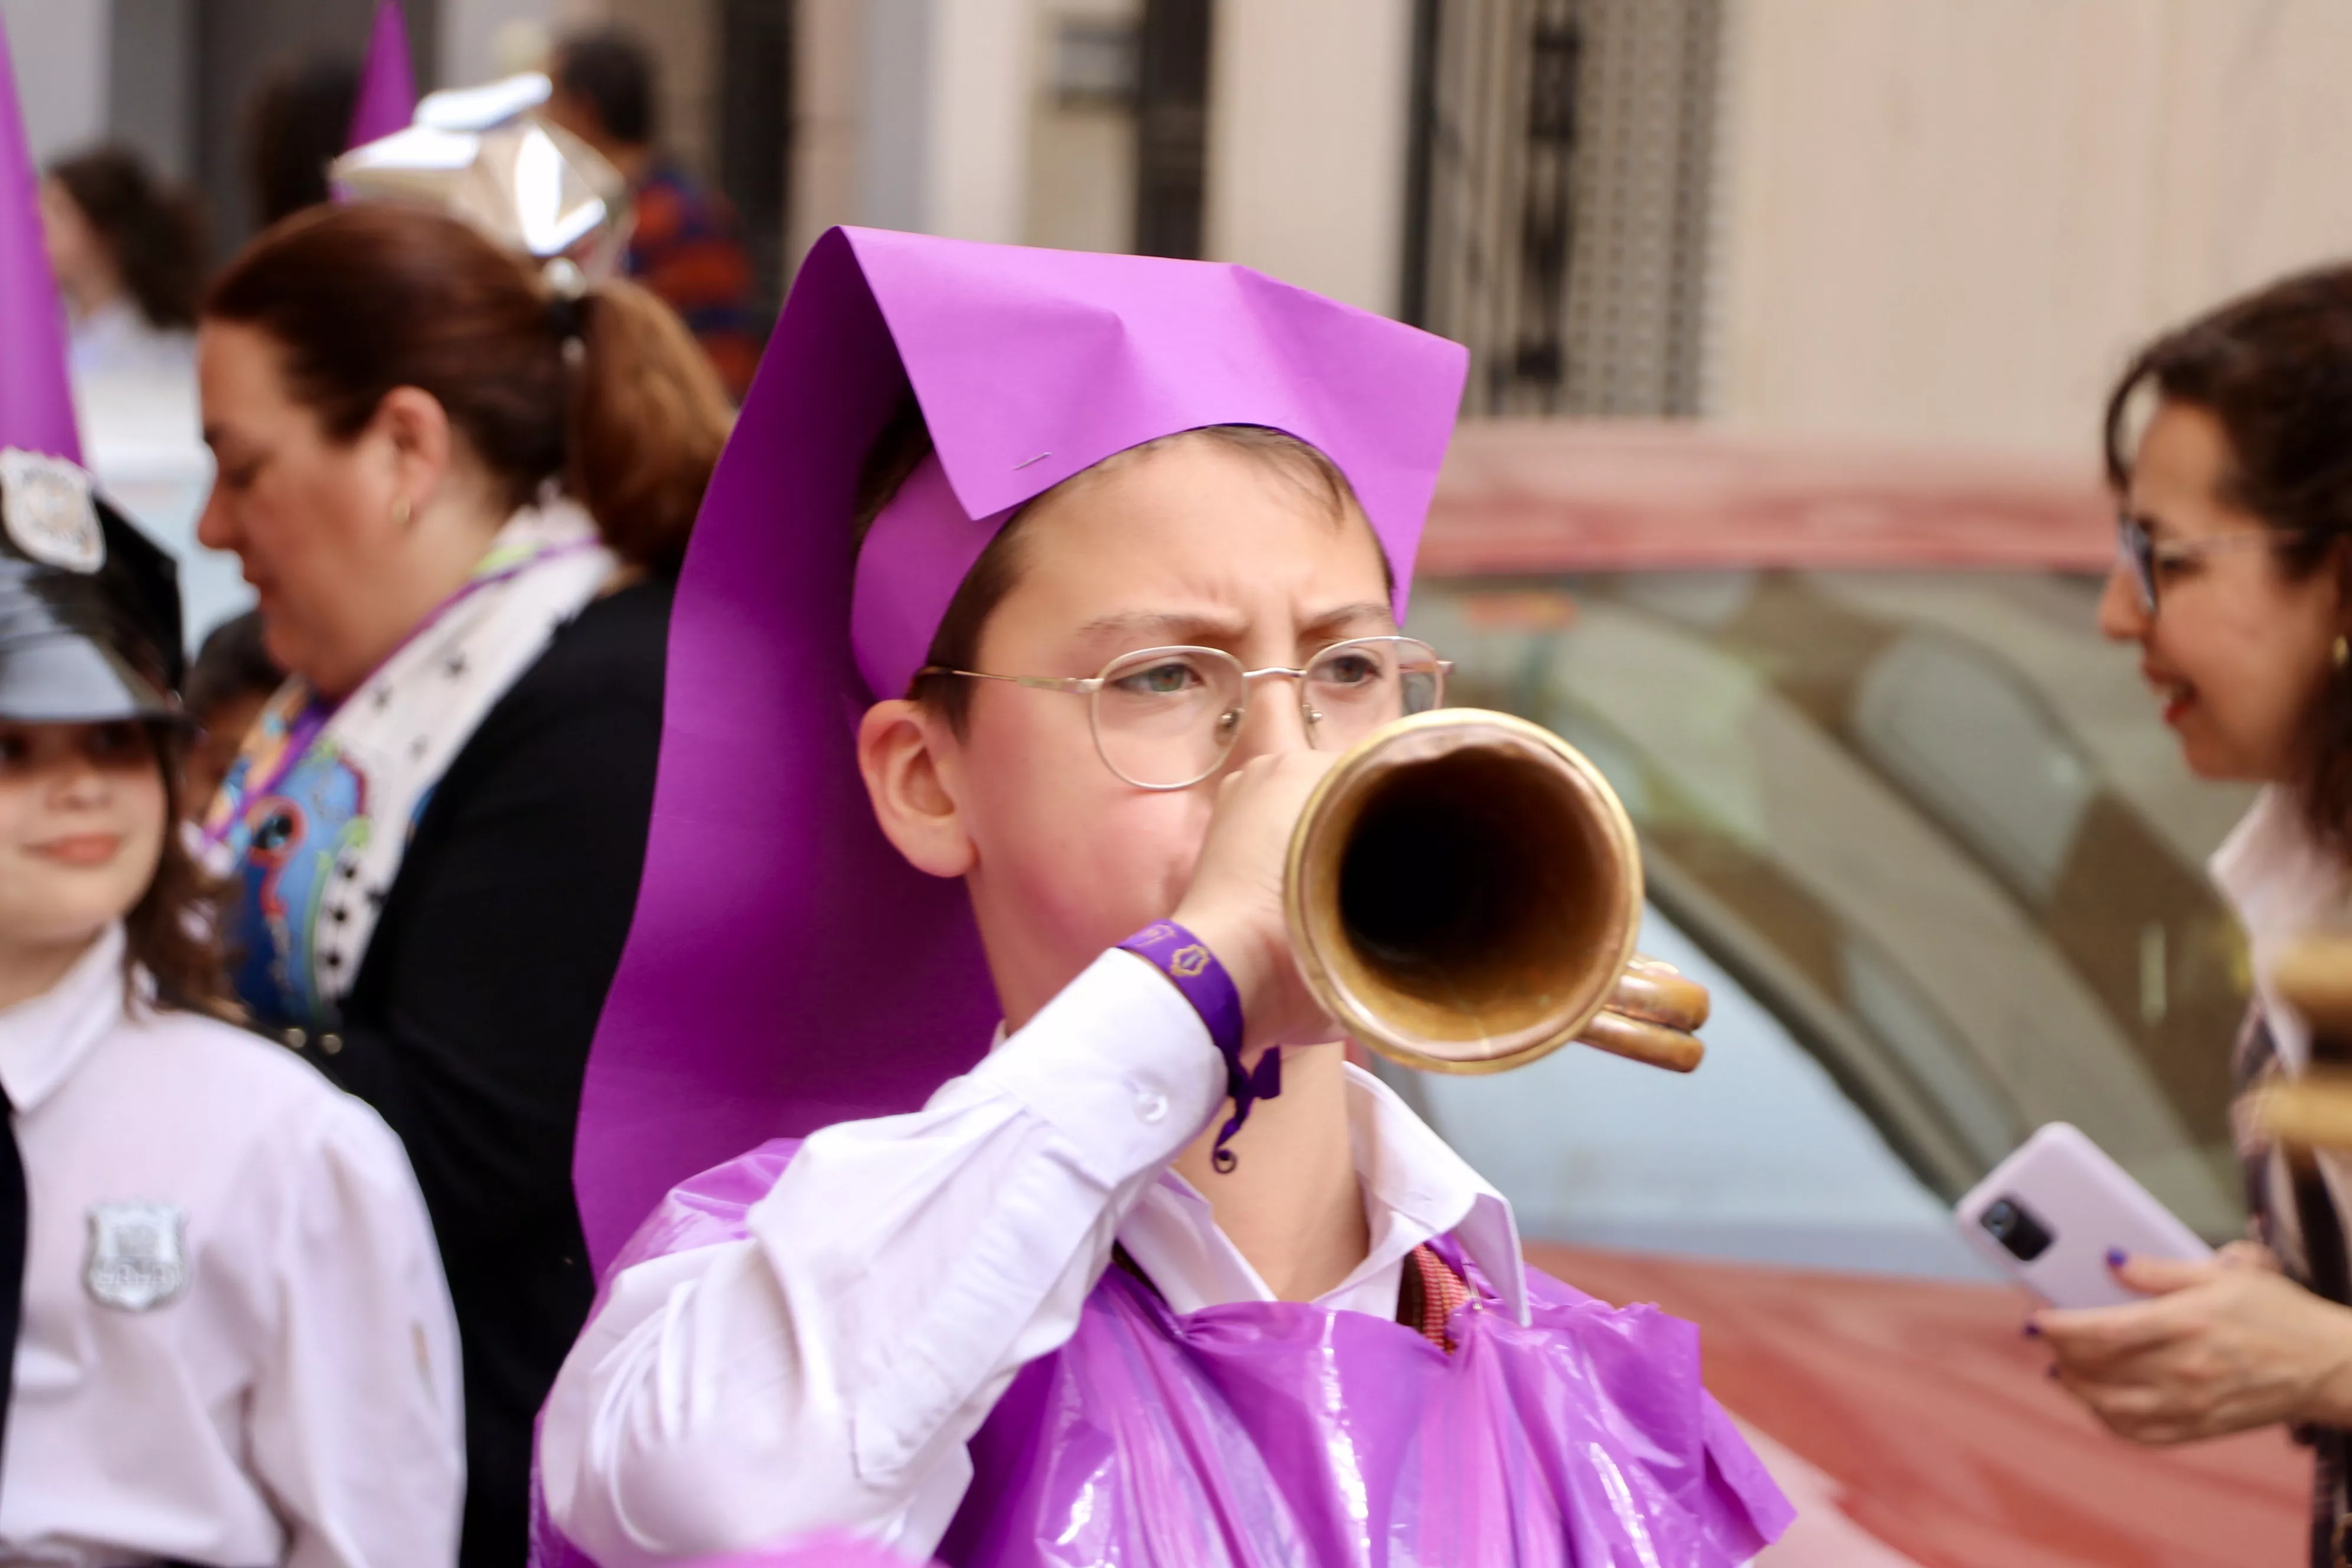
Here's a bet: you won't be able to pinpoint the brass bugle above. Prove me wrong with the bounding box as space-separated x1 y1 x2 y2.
1284 709 1708 1075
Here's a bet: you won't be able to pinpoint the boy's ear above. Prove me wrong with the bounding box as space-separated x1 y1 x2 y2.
857 698 976 879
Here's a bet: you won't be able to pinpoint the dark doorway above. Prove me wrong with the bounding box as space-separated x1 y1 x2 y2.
717 0 792 316
1132 0 1210 260
194 0 439 254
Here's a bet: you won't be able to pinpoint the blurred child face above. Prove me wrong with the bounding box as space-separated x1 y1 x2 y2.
2098 400 2346 782
0 720 167 962
187 690 271 813
926 437 1394 1023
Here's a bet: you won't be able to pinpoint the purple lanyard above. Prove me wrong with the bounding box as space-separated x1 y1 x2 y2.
207 537 603 842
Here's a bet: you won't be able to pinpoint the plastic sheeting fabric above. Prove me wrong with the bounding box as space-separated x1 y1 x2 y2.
533 1142 1794 1568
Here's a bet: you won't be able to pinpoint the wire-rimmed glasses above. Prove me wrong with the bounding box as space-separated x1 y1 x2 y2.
918 635 1451 789
2115 513 2318 615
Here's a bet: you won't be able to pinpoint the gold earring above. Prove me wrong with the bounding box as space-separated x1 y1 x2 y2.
2334 634 2348 669
392 496 412 530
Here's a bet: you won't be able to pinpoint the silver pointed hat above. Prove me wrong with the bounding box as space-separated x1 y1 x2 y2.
328 71 632 277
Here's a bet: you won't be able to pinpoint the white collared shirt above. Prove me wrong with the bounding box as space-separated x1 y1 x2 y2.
0 926 464 1568
540 949 1529 1566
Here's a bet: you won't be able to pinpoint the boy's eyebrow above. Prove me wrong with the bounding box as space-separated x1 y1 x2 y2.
1074 602 1397 650
1075 609 1250 643
1299 602 1397 641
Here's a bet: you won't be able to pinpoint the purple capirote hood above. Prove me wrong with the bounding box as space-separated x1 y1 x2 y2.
0 10 81 465
345 1 416 151
573 227 1469 1269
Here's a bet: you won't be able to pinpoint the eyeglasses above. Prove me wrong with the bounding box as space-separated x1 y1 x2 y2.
2115 514 2319 614
918 635 1451 789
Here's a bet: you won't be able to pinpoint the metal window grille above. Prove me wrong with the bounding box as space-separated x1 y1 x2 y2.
1403 0 1723 417
1134 0 1213 259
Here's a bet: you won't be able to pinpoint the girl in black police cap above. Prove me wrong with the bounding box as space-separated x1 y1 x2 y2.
0 448 466 1563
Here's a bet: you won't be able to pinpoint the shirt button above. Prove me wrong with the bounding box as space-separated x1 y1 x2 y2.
321 1033 344 1056
282 1028 308 1050
1135 1087 1170 1125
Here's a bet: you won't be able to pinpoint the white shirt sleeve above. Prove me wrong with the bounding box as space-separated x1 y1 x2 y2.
540 950 1227 1566
243 1093 467 1568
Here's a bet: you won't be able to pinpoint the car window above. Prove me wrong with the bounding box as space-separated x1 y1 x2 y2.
1403 569 2255 1268
1383 899 1992 1276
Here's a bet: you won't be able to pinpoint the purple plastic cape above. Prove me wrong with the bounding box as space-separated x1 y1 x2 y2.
573 228 1469 1271
534 1144 1795 1568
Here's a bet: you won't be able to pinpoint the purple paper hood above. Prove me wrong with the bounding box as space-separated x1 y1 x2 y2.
573 227 1469 1268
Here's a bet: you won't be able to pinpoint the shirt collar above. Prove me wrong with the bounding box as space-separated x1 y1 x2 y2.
1344 1062 1529 1322
2210 787 2333 932
1121 1062 1531 1325
2211 788 2350 1072
0 925 128 1113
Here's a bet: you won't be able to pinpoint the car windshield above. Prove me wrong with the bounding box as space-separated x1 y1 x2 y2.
1399 569 2255 1278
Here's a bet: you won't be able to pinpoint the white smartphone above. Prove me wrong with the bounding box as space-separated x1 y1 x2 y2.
1952 1122 2213 1309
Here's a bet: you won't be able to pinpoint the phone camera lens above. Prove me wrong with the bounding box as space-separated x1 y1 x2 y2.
1979 1195 2054 1262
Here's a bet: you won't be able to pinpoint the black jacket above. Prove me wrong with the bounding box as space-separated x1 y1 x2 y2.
315 576 670 1566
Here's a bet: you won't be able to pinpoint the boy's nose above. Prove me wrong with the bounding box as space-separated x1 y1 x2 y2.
1230 674 1317 762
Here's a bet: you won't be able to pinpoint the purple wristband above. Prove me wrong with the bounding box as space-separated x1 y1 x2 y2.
1116 921 1280 1171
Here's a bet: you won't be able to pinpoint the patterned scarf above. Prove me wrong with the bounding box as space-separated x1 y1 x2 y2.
202 504 615 1028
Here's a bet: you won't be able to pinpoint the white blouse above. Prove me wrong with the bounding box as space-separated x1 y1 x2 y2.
540 949 1527 1566
2210 786 2352 1279
0 926 464 1567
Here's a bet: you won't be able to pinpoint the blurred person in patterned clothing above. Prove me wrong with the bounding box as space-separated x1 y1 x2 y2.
545 27 765 400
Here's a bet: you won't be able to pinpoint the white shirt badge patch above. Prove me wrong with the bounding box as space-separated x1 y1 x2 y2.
1 447 102 573
85 1200 190 1312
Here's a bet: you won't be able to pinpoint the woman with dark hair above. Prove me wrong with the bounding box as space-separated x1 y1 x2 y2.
194 201 731 1566
0 457 459 1564
40 146 204 375
40 144 243 642
2038 265 2352 1566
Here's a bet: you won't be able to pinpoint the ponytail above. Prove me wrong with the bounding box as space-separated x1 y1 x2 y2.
565 278 733 575
208 204 733 579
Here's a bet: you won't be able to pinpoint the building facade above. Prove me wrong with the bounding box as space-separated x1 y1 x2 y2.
38 0 2352 457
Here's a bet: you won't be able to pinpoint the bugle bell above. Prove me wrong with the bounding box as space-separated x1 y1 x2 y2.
1284 709 1708 1075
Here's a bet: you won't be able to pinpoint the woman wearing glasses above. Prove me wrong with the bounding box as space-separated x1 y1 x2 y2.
2040 266 2352 1566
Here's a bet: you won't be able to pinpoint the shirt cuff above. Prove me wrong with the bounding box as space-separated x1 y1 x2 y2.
971 949 1229 1189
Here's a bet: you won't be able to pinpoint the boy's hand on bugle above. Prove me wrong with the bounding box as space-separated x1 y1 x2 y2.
1172 748 1342 1059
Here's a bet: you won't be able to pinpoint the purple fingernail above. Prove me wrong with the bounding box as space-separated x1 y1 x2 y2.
2022 1321 2041 1338
2105 1247 2128 1268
